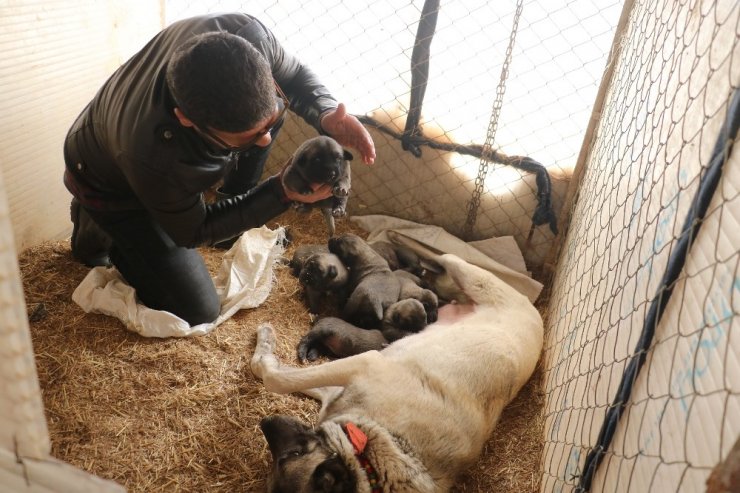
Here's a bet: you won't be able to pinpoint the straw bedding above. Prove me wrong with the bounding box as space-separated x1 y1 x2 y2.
20 208 546 492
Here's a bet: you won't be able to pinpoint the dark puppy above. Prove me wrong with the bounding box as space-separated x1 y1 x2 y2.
297 299 428 361
298 253 349 313
328 233 401 328
380 298 428 342
395 243 423 274
297 317 387 362
369 241 402 270
370 240 424 274
394 270 439 323
282 136 353 237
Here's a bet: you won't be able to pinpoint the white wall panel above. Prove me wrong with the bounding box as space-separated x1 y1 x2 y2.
542 0 740 491
0 0 163 252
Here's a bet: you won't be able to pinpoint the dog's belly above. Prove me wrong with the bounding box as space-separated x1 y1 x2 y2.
436 302 476 323
381 305 542 401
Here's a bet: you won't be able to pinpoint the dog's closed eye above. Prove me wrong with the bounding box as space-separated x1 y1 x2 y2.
277 448 304 465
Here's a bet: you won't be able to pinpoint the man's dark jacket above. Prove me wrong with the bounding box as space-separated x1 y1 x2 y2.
64 13 337 247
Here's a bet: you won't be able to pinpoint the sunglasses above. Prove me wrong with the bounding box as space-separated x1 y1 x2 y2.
194 83 290 153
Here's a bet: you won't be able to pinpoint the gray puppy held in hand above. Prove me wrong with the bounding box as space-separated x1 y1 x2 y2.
282 136 353 237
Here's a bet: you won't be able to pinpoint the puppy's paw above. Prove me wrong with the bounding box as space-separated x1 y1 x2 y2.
332 207 346 218
293 203 311 214
297 335 322 363
333 185 350 197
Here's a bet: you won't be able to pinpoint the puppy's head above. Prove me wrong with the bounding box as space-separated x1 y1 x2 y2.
384 298 427 332
260 415 356 493
299 253 348 289
290 244 329 276
292 136 353 184
417 289 439 323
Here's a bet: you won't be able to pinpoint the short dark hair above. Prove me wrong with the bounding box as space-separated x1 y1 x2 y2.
166 32 276 132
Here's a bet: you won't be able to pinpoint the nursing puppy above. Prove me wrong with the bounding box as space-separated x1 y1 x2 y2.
370 240 424 274
297 317 387 362
328 233 401 328
251 253 544 492
297 298 427 361
394 270 439 323
298 253 349 313
283 136 353 237
381 298 428 341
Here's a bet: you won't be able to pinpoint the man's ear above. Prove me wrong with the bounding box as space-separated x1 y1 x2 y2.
174 107 195 128
343 150 354 161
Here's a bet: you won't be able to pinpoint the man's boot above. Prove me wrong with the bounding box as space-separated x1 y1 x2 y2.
70 198 112 267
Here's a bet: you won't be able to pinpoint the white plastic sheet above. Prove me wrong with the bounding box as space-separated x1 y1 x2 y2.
72 226 286 338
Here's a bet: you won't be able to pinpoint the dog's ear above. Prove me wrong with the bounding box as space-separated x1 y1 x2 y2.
327 265 337 279
260 415 312 459
312 454 355 493
343 149 354 161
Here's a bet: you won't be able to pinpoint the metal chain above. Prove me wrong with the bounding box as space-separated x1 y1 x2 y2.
463 0 524 238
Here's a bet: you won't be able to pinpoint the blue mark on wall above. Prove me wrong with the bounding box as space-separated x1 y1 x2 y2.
555 446 582 493
670 270 735 413
640 402 666 452
550 396 570 441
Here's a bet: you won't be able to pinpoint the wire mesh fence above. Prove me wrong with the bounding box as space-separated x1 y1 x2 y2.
166 0 623 268
160 1 739 491
543 0 740 491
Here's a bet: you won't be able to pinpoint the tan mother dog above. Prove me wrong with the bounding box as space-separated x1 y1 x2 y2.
251 253 543 492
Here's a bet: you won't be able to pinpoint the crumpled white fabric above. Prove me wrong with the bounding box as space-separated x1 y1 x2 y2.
72 226 286 338
350 215 543 302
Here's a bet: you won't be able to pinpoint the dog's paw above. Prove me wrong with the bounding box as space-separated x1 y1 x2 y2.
251 324 277 378
332 207 346 218
255 323 276 351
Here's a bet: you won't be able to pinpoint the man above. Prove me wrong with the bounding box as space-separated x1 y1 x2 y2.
64 13 375 326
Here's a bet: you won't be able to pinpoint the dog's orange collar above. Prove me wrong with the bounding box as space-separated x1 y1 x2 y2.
344 422 382 492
